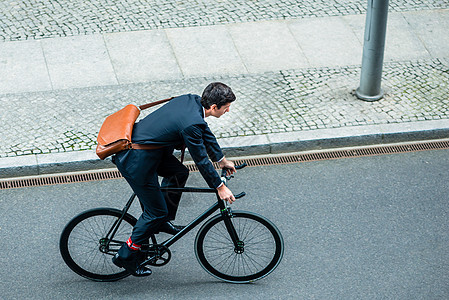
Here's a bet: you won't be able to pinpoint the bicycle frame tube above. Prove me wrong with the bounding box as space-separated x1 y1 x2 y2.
161 201 220 248
112 187 242 252
106 193 137 244
108 188 215 244
161 192 241 249
160 187 216 193
157 186 219 247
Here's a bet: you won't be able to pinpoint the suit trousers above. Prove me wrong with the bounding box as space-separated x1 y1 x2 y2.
113 147 189 246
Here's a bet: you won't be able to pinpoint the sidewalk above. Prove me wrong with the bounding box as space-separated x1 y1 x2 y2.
1 10 448 93
1 3 448 178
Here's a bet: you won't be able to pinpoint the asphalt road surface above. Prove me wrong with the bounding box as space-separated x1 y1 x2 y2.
0 149 448 299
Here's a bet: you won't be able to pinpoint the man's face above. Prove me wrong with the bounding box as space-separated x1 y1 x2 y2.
211 102 231 118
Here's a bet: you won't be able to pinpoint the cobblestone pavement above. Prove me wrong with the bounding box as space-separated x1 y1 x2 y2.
1 0 448 41
1 58 448 158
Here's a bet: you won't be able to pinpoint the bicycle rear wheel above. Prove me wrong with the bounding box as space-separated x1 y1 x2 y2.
59 208 136 281
195 211 284 283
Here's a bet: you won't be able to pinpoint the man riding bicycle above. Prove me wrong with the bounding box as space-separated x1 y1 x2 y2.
112 82 237 276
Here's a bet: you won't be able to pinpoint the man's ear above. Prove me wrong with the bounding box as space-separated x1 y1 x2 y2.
210 104 217 110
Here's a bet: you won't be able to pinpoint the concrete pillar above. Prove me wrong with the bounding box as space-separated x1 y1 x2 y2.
356 0 389 101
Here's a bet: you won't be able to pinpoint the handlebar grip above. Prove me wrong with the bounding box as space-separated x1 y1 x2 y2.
221 162 247 175
221 168 227 177
234 192 246 199
235 163 247 170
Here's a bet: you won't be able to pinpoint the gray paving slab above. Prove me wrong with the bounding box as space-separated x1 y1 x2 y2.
104 30 182 83
165 25 247 77
0 40 51 93
341 14 366 45
228 20 309 72
383 12 431 61
288 16 363 67
403 9 449 58
41 35 118 90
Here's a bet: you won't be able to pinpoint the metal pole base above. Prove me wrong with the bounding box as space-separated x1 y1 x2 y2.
355 87 384 102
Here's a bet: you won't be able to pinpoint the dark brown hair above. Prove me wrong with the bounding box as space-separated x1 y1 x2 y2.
201 82 236 109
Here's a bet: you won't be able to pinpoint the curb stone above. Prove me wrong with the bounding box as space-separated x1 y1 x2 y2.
1 119 448 179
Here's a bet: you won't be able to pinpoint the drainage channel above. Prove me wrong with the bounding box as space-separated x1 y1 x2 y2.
1 139 448 190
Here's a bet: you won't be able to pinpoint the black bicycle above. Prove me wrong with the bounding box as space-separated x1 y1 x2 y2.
59 164 284 283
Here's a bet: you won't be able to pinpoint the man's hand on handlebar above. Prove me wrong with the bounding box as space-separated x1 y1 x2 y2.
217 184 235 204
218 157 236 177
217 159 246 204
217 157 235 204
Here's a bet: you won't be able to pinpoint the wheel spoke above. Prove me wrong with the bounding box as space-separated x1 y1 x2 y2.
195 212 283 283
60 209 135 281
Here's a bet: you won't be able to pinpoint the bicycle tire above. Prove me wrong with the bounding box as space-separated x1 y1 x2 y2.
59 208 137 282
194 211 284 283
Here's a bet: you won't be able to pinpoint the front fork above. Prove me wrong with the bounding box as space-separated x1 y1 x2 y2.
220 201 244 253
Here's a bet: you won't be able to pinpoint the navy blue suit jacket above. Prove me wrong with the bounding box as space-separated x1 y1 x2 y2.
132 94 224 188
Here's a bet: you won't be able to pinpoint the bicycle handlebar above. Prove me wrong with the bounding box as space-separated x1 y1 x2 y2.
234 192 246 199
220 163 247 200
235 163 247 170
220 162 247 178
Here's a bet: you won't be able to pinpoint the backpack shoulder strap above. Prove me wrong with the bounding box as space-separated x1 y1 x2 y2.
139 97 175 111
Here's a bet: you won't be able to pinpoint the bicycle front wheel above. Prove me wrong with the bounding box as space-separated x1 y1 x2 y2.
59 208 137 281
195 211 284 283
